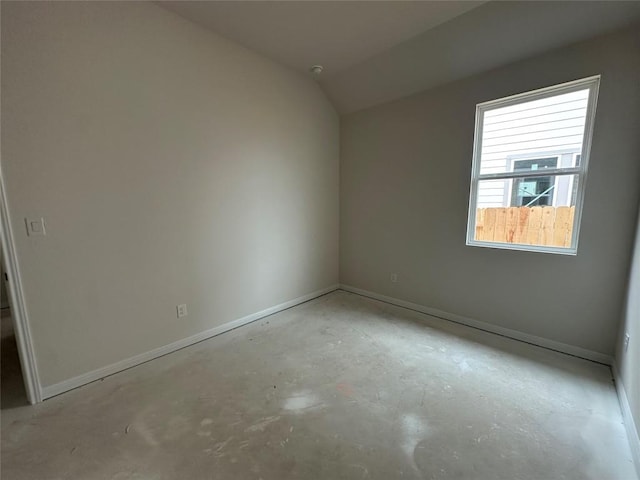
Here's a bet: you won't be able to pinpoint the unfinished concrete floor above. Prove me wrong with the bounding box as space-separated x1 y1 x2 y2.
1 291 637 479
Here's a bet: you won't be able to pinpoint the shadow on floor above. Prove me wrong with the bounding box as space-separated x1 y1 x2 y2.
1 310 29 409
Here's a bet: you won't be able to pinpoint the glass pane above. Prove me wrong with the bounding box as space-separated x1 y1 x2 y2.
473 175 578 248
478 89 589 175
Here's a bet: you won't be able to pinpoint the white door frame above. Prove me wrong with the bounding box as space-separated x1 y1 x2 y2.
0 172 42 404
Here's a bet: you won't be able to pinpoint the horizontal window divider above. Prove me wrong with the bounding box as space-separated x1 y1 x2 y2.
477 168 581 181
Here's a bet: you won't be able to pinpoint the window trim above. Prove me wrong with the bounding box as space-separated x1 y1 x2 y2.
466 75 600 255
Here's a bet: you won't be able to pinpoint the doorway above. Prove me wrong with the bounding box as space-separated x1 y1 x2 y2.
1 250 29 408
0 176 41 405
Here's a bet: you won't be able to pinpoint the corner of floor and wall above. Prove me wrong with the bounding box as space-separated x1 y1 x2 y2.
1 0 639 474
614 204 640 472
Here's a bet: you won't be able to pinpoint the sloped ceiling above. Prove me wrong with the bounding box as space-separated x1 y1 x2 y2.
160 1 486 75
159 1 640 114
322 1 640 113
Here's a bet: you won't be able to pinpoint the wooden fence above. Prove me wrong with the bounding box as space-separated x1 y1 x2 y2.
475 206 575 247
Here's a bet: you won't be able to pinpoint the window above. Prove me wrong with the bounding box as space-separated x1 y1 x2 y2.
466 76 600 254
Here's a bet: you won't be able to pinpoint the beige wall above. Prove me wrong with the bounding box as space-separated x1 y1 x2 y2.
340 27 640 357
1 1 339 388
616 204 640 462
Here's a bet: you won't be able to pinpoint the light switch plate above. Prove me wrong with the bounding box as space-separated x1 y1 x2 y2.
25 217 46 236
177 304 188 318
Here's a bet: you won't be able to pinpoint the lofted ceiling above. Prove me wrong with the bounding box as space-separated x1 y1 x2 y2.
159 1 640 114
159 1 486 76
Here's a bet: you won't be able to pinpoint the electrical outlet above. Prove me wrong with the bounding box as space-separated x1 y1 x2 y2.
25 217 46 236
390 273 398 283
177 304 188 318
624 333 630 352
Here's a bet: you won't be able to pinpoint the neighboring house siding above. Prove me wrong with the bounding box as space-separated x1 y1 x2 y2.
477 180 507 208
476 90 588 209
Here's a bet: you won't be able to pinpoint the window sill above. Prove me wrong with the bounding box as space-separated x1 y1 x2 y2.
466 239 577 256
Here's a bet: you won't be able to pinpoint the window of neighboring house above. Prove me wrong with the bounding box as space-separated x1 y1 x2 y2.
510 157 558 207
467 76 600 254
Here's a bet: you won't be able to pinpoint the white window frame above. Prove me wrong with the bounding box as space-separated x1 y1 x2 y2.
567 153 582 207
466 75 600 255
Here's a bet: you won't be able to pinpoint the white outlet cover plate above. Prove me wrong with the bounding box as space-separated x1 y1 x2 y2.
25 218 46 236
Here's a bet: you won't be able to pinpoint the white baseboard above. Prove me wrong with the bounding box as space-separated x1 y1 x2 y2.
42 284 339 399
613 364 640 477
339 284 613 365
